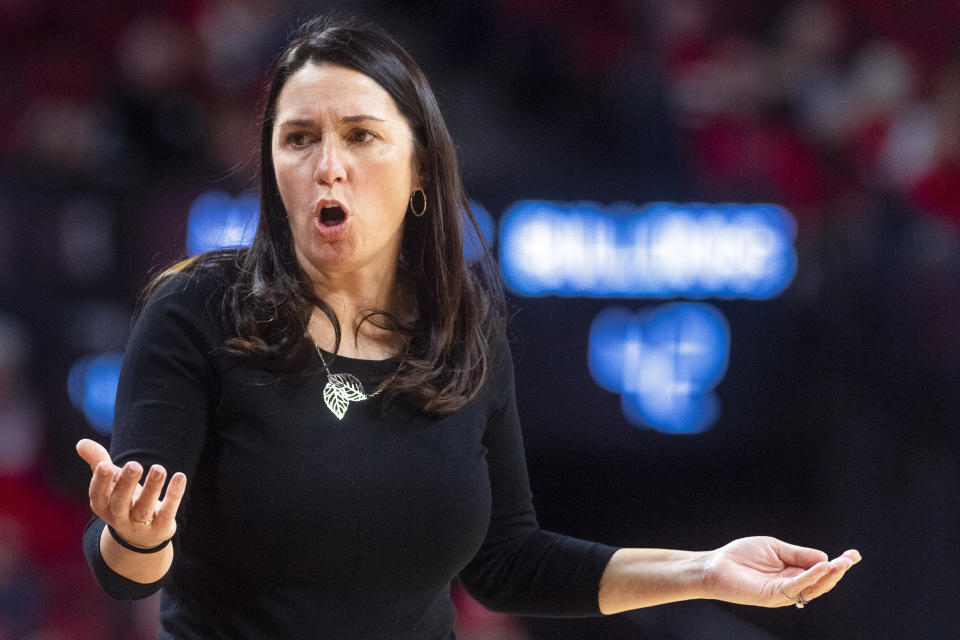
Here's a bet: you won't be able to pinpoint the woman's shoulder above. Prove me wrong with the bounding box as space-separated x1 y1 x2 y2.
138 250 243 326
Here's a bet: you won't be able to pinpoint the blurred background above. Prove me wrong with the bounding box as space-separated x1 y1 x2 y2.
2 0 959 638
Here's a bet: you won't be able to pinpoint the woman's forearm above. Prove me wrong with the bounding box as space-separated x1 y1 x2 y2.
597 547 709 614
99 523 174 584
598 537 861 613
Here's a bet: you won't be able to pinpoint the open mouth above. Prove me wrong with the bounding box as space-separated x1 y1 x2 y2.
319 204 347 227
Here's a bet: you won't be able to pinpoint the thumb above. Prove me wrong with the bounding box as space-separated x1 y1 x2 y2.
775 538 829 569
76 438 112 472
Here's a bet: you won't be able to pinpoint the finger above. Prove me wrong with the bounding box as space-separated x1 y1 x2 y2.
88 460 121 520
130 464 167 524
76 438 112 472
152 472 187 531
775 539 829 569
802 569 847 601
782 561 832 602
107 461 144 522
797 553 860 601
841 549 862 564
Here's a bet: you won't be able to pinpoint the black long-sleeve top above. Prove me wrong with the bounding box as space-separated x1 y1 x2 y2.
82 264 618 639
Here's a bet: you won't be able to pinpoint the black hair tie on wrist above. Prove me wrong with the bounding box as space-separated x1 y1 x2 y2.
107 524 171 554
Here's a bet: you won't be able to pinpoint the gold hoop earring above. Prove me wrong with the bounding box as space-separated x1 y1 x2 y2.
409 189 427 217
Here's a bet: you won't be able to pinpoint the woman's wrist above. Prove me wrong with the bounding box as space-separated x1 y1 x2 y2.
107 524 172 554
99 523 175 584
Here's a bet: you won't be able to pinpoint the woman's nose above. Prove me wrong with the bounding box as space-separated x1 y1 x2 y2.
314 139 346 185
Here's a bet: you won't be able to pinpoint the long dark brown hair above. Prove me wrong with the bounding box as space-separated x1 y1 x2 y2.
150 14 505 414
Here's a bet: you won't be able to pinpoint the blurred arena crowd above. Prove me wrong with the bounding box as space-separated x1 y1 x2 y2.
2 1 959 637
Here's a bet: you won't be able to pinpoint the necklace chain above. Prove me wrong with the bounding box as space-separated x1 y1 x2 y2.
315 346 382 420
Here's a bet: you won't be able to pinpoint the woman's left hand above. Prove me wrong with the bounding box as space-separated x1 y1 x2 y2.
701 536 861 607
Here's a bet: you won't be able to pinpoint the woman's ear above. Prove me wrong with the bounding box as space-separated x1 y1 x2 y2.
411 177 428 196
411 149 429 191
412 167 428 191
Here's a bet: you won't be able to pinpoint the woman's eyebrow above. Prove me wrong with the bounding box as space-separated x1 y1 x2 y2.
341 114 386 123
277 115 386 128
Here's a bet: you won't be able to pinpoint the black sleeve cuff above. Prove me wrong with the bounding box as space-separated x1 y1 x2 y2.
82 516 166 600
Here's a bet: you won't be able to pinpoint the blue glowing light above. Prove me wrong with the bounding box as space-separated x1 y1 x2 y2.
588 303 730 434
187 190 259 256
68 352 124 434
499 201 797 299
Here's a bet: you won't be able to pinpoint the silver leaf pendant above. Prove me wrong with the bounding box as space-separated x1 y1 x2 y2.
322 373 368 420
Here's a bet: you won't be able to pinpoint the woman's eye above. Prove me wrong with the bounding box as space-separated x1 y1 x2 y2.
287 132 312 147
351 129 375 143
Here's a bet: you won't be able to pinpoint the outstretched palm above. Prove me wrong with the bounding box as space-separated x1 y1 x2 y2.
702 536 859 607
77 438 187 549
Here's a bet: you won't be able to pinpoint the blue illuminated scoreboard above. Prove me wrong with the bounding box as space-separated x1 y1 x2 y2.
498 201 797 434
499 201 796 299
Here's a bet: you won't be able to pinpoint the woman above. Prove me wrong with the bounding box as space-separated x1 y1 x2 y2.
77 15 860 639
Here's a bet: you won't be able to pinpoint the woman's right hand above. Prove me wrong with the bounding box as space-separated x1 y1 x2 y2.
76 438 187 550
